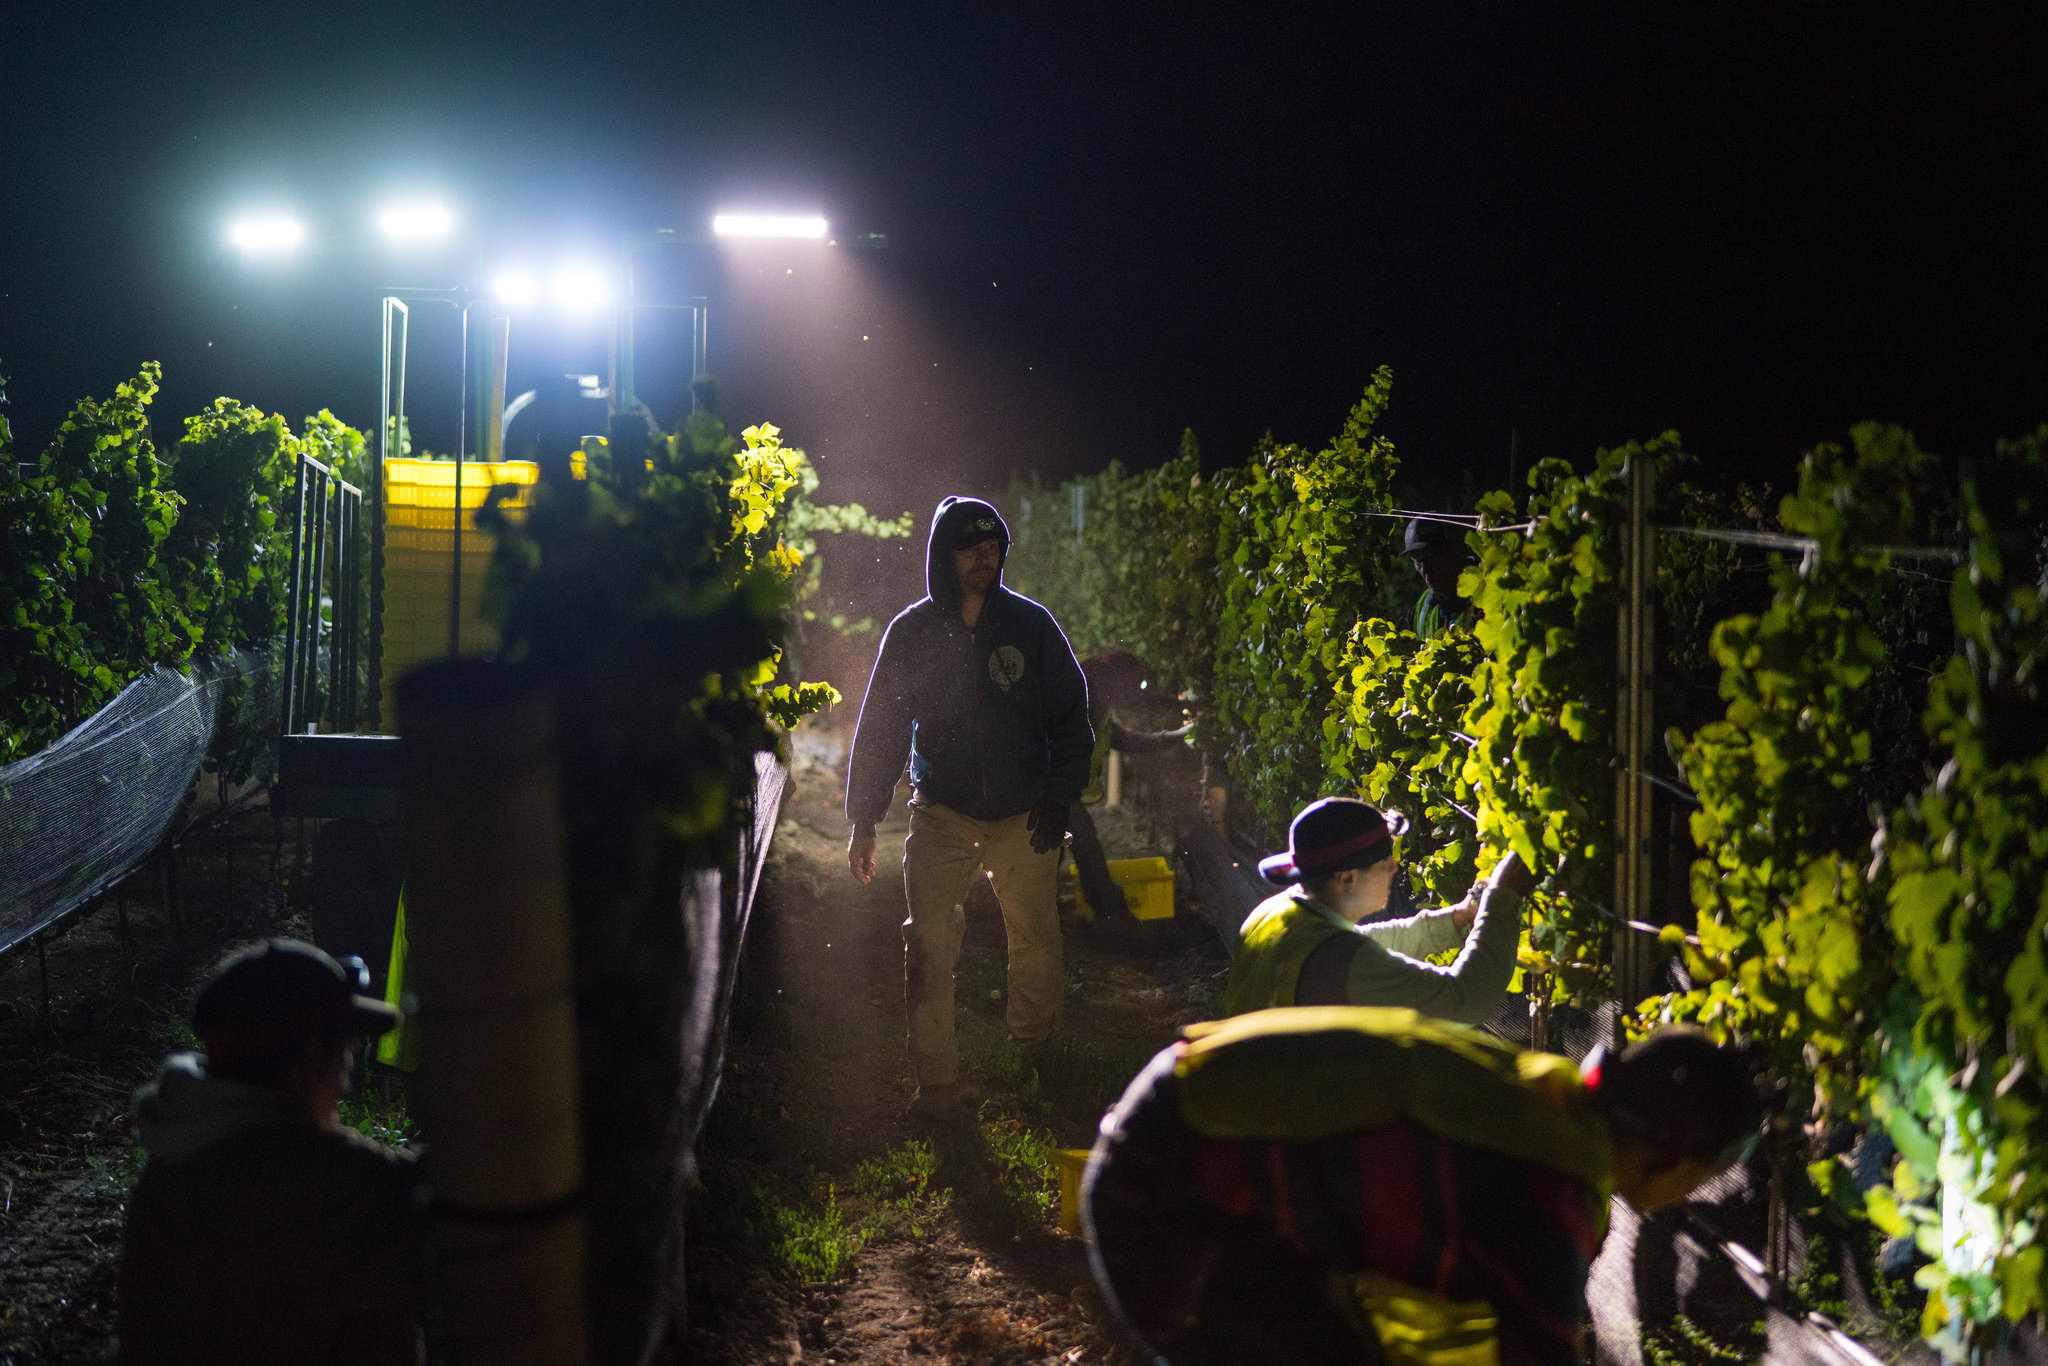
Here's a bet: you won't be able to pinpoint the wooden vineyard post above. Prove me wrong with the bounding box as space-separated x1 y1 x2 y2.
1613 456 1657 1009
1765 1116 1793 1304
397 661 590 1366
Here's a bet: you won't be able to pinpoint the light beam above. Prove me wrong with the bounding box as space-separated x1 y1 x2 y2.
713 213 829 239
229 215 305 253
377 202 455 244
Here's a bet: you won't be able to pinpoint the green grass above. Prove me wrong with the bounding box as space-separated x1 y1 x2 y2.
693 1139 951 1283
854 1137 940 1208
974 1104 1060 1224
340 1076 416 1149
760 1180 881 1282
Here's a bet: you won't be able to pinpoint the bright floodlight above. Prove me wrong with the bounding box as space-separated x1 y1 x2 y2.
554 264 609 311
713 213 828 239
230 216 305 253
494 271 539 306
377 202 454 243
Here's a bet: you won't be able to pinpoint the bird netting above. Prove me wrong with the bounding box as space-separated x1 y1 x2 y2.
0 650 271 953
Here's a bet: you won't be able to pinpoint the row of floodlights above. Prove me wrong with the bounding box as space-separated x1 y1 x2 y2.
228 206 829 254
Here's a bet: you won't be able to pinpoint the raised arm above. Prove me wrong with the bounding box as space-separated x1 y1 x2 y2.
1108 719 1193 755
1340 854 1534 1024
1355 905 1466 959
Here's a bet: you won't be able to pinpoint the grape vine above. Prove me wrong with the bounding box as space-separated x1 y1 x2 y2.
1870 427 2048 1346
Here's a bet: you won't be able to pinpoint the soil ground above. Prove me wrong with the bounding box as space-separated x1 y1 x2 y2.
681 735 1223 1366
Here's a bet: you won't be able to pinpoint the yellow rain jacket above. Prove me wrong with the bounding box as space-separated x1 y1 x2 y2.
1172 1007 1613 1366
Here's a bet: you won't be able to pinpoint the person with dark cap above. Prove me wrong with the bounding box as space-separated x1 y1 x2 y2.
1083 1010 1762 1366
120 939 428 1365
845 496 1094 1116
1403 516 1478 639
1071 649 1193 925
1221 796 1532 1021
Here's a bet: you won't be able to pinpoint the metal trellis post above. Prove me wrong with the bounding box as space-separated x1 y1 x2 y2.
1614 456 1657 1007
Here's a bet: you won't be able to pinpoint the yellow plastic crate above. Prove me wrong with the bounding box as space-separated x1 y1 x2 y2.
1075 856 1176 922
382 460 537 534
385 456 539 485
384 504 524 533
381 553 496 583
1053 1148 1091 1234
384 457 538 495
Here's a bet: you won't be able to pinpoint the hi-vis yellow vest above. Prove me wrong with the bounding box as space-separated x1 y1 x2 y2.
1219 891 1346 1016
1171 1007 1614 1366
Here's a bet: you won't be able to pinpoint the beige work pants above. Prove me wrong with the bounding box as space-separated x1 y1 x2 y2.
902 797 1063 1086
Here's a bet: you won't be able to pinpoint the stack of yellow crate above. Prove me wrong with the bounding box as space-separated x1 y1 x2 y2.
378 459 539 730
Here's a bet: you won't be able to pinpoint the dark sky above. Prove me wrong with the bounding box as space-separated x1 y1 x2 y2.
3 2 2045 519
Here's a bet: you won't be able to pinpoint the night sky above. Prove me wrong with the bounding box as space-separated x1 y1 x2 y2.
4 3 2045 528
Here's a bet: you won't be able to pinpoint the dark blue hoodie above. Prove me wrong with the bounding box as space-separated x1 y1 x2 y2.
845 496 1093 834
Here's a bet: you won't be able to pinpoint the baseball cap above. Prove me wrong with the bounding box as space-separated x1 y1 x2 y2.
936 497 1010 551
193 939 400 1065
1403 517 1469 556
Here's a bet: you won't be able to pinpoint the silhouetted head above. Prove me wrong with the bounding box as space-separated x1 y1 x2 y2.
1082 649 1151 720
194 939 397 1092
1584 1028 1763 1211
925 496 1009 609
1402 516 1474 603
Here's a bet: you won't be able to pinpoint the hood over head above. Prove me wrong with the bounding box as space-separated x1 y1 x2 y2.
131 1052 306 1165
925 496 1010 611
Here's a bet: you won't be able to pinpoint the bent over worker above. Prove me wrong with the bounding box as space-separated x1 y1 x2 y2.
1222 796 1532 1021
121 939 427 1366
1084 1009 1761 1366
846 496 1093 1116
1072 649 1192 923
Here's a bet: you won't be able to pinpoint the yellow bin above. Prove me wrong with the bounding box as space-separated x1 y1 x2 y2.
1075 856 1176 922
377 458 539 730
1053 1148 1092 1234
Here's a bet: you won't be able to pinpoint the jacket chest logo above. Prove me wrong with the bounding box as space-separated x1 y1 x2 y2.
987 645 1027 692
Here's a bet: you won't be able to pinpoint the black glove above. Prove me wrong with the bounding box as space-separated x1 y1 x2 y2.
1026 795 1071 854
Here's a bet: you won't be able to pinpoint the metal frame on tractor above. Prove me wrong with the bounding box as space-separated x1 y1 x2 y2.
271 245 708 820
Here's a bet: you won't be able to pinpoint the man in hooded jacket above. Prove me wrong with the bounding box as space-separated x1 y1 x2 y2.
846 496 1093 1114
120 938 426 1365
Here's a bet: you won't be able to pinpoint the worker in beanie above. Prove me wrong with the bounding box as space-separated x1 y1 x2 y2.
1222 797 1531 1021
120 939 427 1365
1084 1010 1762 1366
845 495 1093 1117
1403 516 1477 640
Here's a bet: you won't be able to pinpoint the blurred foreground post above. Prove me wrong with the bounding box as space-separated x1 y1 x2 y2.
397 660 590 1366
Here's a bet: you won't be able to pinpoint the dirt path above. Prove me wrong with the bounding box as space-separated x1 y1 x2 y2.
684 738 1225 1365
